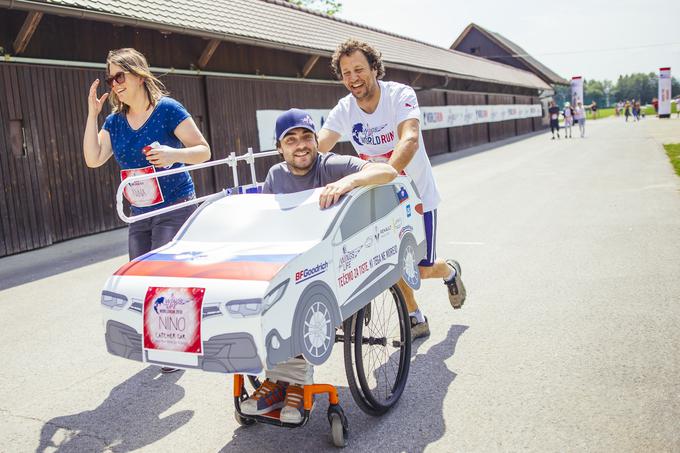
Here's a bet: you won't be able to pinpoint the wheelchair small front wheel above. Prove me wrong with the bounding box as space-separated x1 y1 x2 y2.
328 405 348 448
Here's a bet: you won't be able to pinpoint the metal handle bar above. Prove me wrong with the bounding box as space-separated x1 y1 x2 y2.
116 147 280 223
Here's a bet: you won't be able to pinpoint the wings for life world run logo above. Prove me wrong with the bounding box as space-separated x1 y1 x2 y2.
352 122 394 147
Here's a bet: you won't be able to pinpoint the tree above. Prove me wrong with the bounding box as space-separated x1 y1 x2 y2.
611 73 659 103
287 0 342 16
558 73 679 107
585 79 605 106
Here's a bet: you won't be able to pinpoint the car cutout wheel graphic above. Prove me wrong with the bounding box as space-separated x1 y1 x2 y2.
296 288 336 365
304 301 332 359
400 237 421 289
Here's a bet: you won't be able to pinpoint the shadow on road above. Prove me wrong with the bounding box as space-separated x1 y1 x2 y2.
36 366 192 453
218 324 467 452
0 228 127 291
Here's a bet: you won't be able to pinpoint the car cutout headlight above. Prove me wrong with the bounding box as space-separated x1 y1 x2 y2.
225 299 263 317
261 279 290 314
101 290 128 309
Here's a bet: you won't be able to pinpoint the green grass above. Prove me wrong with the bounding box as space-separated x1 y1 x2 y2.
663 144 680 178
583 104 677 119
589 108 615 119
558 104 677 123
643 104 678 116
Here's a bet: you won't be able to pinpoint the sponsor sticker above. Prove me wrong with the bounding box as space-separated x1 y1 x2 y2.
397 186 409 203
399 225 413 240
338 244 362 272
295 261 329 284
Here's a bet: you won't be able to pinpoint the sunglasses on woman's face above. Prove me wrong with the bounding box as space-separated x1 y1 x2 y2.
105 71 127 87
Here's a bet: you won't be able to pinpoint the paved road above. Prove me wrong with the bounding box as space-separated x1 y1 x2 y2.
1 117 679 452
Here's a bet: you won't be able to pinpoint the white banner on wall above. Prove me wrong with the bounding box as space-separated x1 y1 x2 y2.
256 104 542 151
571 76 584 106
658 67 671 116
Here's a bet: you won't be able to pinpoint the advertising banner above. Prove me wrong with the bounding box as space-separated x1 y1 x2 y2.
571 76 584 107
658 67 672 117
256 104 542 151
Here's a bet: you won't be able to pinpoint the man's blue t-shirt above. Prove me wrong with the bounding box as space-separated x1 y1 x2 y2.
103 96 195 214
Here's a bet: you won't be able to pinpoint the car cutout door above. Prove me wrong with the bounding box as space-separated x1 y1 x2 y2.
332 186 402 311
333 190 375 308
364 184 402 281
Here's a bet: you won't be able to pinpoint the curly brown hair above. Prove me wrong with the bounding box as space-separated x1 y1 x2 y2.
330 39 385 80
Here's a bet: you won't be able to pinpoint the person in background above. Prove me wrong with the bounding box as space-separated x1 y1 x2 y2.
562 102 574 138
634 100 642 121
83 48 211 374
631 99 639 121
574 101 586 138
548 100 560 139
590 101 598 119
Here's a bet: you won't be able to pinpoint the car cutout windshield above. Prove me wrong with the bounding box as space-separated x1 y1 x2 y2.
179 188 342 243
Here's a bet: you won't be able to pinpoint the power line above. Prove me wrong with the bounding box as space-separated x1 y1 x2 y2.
496 42 680 58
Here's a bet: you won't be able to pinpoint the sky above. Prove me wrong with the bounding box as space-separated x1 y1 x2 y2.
336 0 680 82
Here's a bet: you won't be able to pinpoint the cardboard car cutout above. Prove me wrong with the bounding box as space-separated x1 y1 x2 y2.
102 175 426 374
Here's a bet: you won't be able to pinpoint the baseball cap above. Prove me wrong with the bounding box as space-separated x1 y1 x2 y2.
275 108 316 141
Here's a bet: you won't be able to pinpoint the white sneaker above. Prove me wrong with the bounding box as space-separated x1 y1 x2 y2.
279 384 312 423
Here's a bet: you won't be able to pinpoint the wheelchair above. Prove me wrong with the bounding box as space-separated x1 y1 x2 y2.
232 283 412 448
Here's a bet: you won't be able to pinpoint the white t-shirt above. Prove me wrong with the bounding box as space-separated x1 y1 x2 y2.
322 80 442 212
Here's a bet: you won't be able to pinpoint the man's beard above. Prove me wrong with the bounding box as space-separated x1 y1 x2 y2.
287 148 317 173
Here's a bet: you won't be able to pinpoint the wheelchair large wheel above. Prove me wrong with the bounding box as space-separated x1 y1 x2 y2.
343 284 411 415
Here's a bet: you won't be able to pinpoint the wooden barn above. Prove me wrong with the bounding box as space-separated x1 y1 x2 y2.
450 22 569 89
0 0 552 256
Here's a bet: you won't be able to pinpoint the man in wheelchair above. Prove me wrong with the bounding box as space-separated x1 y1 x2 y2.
239 108 397 422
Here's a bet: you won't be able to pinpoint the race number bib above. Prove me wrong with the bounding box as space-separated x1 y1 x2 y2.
143 287 205 354
120 166 164 207
359 150 406 175
551 114 558 120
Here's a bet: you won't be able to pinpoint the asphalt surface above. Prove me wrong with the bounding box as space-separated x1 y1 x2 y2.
1 116 679 452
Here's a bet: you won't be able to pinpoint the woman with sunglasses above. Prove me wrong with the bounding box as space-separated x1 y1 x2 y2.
83 47 210 261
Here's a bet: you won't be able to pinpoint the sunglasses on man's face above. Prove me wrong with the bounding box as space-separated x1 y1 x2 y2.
105 71 127 87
